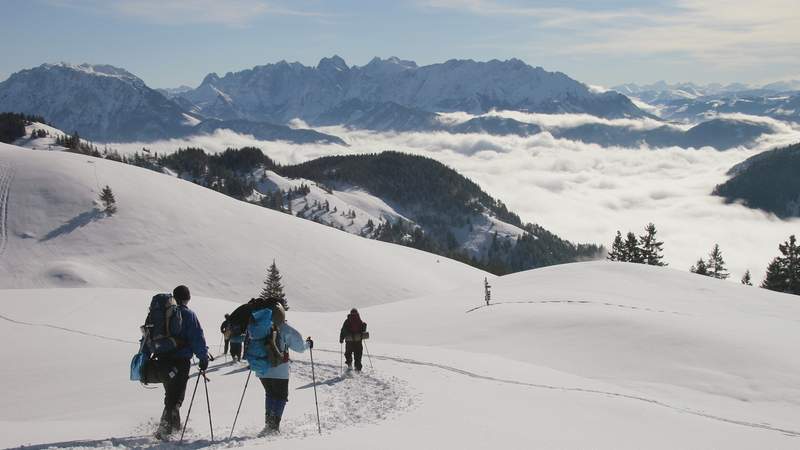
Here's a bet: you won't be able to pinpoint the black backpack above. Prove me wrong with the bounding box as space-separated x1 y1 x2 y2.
142 293 184 355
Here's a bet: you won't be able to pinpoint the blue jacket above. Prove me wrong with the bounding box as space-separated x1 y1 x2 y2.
171 305 209 361
247 322 307 379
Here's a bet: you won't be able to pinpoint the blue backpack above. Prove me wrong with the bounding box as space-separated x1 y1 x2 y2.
143 293 184 355
244 307 276 376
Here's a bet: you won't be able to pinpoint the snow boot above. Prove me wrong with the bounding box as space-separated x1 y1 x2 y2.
270 415 282 433
259 413 276 437
169 407 181 432
154 408 173 441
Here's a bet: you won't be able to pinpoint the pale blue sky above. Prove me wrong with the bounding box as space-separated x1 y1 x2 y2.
1 0 798 89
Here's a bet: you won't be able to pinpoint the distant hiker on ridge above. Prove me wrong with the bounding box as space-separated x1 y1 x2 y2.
227 297 312 435
340 308 368 372
144 285 209 440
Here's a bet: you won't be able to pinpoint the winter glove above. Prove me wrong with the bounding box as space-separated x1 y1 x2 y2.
306 337 314 349
198 358 209 371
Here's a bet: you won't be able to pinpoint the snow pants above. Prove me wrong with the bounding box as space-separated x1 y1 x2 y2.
260 377 289 418
230 342 243 360
159 357 191 410
345 341 363 371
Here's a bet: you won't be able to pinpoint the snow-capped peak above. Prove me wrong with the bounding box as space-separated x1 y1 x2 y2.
41 62 143 85
317 55 349 72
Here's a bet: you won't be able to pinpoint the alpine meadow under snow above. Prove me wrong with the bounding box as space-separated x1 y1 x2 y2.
3 142 800 448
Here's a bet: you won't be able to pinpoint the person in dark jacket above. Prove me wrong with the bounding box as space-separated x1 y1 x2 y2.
154 285 209 440
339 308 367 372
220 314 231 356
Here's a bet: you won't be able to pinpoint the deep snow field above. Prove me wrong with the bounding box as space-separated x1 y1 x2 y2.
2 143 800 449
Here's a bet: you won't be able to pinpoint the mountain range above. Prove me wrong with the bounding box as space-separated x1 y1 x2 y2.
614 81 800 123
0 59 788 149
180 56 648 124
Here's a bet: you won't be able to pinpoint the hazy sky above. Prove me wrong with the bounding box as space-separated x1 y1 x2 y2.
1 0 799 88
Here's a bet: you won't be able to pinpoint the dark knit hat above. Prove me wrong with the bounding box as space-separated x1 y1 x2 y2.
173 285 191 303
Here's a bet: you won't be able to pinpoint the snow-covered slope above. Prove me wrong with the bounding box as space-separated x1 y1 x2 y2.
180 56 648 124
12 121 68 150
0 142 485 310
2 262 800 449
260 170 525 257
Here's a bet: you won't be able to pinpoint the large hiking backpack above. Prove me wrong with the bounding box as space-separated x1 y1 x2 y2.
228 323 246 344
244 306 287 376
142 293 184 355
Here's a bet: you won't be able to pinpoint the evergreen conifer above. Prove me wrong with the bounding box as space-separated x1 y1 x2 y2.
259 260 288 309
761 235 800 295
99 185 117 215
638 223 666 266
607 231 625 261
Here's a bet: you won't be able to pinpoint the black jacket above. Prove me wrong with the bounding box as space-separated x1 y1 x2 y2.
339 312 367 343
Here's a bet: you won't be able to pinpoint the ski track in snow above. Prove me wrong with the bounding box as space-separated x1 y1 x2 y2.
0 313 135 345
3 311 798 446
313 349 800 438
464 299 688 316
6 358 414 450
0 164 14 256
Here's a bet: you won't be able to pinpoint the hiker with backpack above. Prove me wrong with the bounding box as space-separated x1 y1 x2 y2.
221 313 245 362
339 308 368 372
227 297 312 435
140 285 210 440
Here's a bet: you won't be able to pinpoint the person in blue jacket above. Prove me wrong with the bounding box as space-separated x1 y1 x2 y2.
236 297 311 435
154 285 210 440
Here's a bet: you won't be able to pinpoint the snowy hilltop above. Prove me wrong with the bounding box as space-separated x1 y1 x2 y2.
0 142 484 307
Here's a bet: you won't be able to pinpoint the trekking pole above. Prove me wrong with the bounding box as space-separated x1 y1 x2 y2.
202 372 214 442
308 344 322 434
339 341 343 374
363 340 374 371
179 372 202 444
229 369 252 439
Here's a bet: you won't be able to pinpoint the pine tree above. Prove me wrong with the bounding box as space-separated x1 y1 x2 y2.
607 231 625 261
761 235 800 295
623 232 642 263
707 244 729 279
259 260 288 309
690 258 709 276
638 223 666 266
741 270 752 286
99 185 117 215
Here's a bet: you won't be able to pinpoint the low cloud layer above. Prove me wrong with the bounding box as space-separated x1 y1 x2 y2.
111 121 800 283
438 110 682 131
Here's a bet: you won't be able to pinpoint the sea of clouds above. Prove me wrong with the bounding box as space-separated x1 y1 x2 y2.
110 113 800 283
